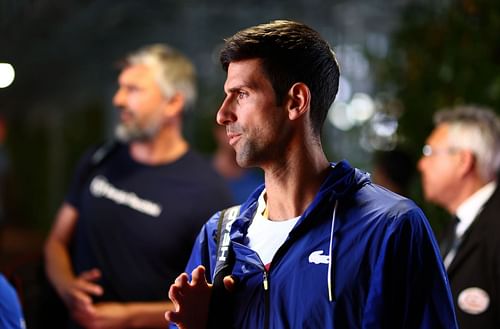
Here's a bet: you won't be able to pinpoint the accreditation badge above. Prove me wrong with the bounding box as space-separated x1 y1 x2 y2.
457 287 490 315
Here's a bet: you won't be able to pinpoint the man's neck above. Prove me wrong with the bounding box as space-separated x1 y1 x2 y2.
129 129 188 165
262 144 330 221
447 176 493 214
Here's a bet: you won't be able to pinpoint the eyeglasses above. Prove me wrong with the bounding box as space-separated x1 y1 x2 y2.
421 145 459 157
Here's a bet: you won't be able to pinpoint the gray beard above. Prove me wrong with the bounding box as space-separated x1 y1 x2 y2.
114 122 159 143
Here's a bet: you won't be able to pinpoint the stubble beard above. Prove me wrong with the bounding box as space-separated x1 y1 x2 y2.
235 135 271 169
235 141 254 168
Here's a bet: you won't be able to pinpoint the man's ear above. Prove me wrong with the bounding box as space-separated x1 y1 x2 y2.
286 82 311 121
457 149 476 178
163 93 185 118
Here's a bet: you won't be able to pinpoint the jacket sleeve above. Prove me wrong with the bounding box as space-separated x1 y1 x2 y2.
183 211 222 283
363 207 458 329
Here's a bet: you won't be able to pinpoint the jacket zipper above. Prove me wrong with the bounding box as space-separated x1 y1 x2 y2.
263 270 269 291
263 270 270 329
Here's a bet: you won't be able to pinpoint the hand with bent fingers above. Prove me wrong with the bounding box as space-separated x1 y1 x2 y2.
165 266 237 329
165 266 212 329
61 268 103 327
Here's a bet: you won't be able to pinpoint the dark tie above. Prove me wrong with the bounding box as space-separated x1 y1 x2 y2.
439 216 460 259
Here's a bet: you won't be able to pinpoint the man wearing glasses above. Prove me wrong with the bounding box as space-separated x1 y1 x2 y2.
418 105 500 329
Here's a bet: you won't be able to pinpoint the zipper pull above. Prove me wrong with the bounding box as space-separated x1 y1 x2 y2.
263 271 269 291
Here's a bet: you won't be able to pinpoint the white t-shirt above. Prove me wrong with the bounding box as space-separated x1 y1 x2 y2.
247 190 300 267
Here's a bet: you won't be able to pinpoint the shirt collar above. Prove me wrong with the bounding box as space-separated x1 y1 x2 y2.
455 181 497 237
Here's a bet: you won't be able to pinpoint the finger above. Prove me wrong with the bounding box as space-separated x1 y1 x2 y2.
191 266 206 285
76 280 103 296
223 275 237 292
174 273 189 287
165 310 182 324
72 290 93 307
169 285 184 306
79 268 102 281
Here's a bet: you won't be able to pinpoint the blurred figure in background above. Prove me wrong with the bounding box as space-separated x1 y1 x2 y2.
418 105 500 329
44 44 232 328
371 148 415 197
0 273 26 329
212 124 263 204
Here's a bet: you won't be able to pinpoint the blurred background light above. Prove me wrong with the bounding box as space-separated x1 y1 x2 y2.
371 112 398 137
328 101 354 131
0 63 15 88
347 92 375 124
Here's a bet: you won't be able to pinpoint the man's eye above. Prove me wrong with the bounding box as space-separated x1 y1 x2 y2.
237 91 247 99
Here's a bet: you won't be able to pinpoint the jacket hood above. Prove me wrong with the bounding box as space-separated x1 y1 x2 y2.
298 160 370 221
322 160 370 200
239 159 370 212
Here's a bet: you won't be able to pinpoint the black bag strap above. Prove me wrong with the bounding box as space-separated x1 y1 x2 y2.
213 205 240 280
207 205 241 329
89 140 120 167
76 140 120 193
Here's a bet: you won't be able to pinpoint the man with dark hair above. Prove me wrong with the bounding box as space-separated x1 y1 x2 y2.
44 44 232 328
166 20 457 329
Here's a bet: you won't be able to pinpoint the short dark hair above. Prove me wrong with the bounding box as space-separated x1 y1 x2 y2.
220 20 340 135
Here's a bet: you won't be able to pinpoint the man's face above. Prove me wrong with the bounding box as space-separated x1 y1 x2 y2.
112 64 166 142
216 59 291 168
417 123 462 209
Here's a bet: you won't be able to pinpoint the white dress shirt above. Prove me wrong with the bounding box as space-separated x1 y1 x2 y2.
444 181 497 268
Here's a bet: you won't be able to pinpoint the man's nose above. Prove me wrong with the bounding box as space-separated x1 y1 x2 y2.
417 157 426 173
216 97 235 125
112 88 125 108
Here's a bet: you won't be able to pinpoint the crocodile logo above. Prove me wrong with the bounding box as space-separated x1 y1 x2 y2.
308 250 330 264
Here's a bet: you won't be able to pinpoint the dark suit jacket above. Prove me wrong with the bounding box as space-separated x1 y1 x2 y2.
442 184 500 329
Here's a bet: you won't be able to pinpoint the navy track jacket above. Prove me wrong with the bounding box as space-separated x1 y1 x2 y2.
173 161 458 329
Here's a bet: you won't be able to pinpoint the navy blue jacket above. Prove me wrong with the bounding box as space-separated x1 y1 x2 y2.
175 161 458 329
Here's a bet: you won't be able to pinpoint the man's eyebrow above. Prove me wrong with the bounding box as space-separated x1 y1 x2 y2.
227 86 243 94
226 82 257 94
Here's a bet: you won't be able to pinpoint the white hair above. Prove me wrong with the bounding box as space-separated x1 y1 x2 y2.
126 44 197 110
434 105 500 181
